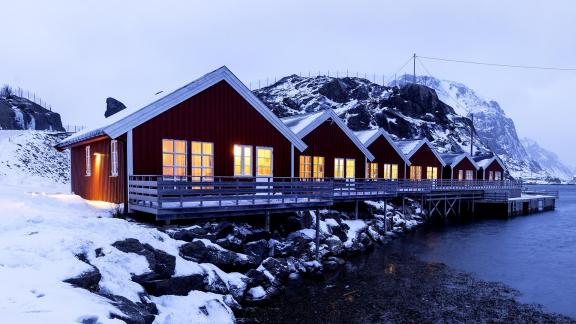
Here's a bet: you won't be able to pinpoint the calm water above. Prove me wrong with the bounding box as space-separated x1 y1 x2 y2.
390 184 576 317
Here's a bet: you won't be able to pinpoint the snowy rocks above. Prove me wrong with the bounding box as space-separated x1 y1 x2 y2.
260 257 290 281
322 256 345 272
168 226 209 242
243 239 270 264
112 238 176 279
139 274 206 297
105 294 157 324
179 239 257 272
64 267 101 292
324 235 345 256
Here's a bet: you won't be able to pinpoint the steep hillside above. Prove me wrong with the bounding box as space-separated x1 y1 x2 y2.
255 75 490 156
0 131 70 185
522 138 574 181
0 92 65 131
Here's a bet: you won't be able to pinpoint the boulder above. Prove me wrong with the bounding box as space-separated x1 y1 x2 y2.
64 267 101 292
104 294 156 324
324 236 344 256
140 274 206 297
245 269 274 289
112 238 176 279
169 226 208 242
214 222 235 239
243 239 270 264
322 256 345 272
261 257 290 281
179 240 257 272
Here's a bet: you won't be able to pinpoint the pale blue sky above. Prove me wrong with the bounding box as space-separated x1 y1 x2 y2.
2 0 576 164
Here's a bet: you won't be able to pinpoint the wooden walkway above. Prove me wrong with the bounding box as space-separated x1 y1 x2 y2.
128 175 525 221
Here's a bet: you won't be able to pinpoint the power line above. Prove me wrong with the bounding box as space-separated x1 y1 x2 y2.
419 55 576 71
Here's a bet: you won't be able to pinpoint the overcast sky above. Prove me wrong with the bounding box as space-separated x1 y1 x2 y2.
2 1 576 165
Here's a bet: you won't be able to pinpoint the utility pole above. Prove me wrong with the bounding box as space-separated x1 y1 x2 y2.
413 53 417 84
470 113 474 155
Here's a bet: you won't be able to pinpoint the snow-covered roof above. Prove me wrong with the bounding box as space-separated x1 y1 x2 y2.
440 153 479 170
474 155 506 171
57 66 307 152
354 128 410 165
281 110 375 161
394 138 446 166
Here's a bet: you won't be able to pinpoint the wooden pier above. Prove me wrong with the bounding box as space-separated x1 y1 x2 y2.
126 176 554 222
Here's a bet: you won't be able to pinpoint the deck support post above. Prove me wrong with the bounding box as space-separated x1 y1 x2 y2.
315 210 320 261
402 197 406 216
384 198 388 232
264 210 270 232
354 200 359 220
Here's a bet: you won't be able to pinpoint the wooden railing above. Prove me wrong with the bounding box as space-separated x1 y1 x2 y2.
128 176 524 213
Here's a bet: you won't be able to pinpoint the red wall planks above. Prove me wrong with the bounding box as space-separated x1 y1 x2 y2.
366 136 407 179
70 136 126 203
132 80 293 178
295 119 367 178
443 157 477 180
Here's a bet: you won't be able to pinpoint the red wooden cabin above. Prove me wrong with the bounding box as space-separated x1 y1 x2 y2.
474 155 506 180
281 110 375 180
354 128 410 180
395 139 445 180
56 66 307 204
440 153 480 180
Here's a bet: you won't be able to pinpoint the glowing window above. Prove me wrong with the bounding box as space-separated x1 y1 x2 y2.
426 166 438 180
334 158 345 178
162 139 187 180
110 140 118 177
466 170 474 180
367 162 378 180
234 145 252 177
191 141 214 182
458 169 464 180
410 166 422 180
312 156 324 179
345 159 355 179
488 171 494 181
299 156 311 179
85 146 91 177
256 147 273 177
383 164 399 179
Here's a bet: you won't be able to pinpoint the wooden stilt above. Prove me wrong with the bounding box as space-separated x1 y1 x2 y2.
264 210 270 232
354 200 359 220
315 210 321 261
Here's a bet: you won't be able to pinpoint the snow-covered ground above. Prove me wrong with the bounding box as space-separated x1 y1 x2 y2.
0 176 236 322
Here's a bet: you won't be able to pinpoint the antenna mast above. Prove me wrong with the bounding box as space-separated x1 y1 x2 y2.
470 113 474 155
413 53 417 84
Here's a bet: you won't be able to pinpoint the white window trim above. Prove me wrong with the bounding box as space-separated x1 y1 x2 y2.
334 158 345 179
191 141 214 182
345 158 355 179
256 146 273 177
110 140 119 177
312 156 324 179
162 139 188 181
85 146 91 177
234 144 253 177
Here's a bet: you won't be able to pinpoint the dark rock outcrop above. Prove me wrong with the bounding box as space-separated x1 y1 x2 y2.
105 97 127 118
64 267 101 292
0 95 64 131
104 294 157 324
112 238 176 279
179 240 257 272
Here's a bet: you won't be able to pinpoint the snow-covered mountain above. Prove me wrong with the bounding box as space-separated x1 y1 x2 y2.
0 91 65 131
255 74 569 181
522 137 574 181
255 75 491 157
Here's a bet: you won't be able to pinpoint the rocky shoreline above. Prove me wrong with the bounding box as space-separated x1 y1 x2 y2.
63 199 423 323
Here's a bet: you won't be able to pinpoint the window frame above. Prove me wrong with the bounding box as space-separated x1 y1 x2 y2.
233 144 253 177
495 171 502 181
256 146 273 178
465 170 474 180
191 141 214 182
299 155 312 179
410 165 422 180
110 140 119 177
426 166 438 180
312 156 324 180
367 162 378 180
85 145 91 177
345 159 355 179
334 158 345 179
162 139 188 181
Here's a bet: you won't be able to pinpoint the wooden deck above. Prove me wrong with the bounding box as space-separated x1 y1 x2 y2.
128 175 525 220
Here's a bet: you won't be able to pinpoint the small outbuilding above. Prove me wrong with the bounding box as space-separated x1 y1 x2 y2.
440 153 480 180
282 109 374 180
474 155 506 180
354 128 410 180
395 139 445 180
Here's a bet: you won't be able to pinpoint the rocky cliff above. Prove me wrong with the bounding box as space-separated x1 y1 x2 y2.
0 92 64 131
